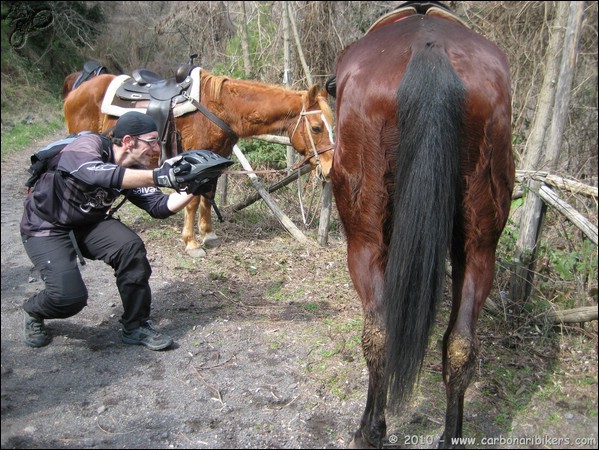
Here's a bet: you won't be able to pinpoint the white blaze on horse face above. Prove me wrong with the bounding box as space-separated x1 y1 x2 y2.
321 112 335 144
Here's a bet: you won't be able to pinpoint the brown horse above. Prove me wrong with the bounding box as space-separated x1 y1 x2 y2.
61 72 81 99
330 4 514 448
61 61 110 100
63 70 334 256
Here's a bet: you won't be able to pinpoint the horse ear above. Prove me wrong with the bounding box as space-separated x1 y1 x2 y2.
307 84 321 105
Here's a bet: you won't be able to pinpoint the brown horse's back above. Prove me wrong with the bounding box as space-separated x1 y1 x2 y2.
64 74 117 134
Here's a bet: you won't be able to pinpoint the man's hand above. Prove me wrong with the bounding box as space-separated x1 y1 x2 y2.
152 155 188 190
154 150 233 192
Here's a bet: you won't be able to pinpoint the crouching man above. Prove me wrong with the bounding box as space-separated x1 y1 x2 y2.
20 111 231 350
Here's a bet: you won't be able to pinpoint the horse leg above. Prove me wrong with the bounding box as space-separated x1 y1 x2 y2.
351 310 388 449
183 197 205 257
440 250 496 449
199 195 220 249
347 248 388 449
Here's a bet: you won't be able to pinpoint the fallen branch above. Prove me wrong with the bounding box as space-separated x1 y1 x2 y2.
516 170 598 198
534 184 598 245
545 306 598 324
227 164 313 212
193 366 225 407
233 145 312 246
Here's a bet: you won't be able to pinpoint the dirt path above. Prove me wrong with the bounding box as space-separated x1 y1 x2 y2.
1 142 597 449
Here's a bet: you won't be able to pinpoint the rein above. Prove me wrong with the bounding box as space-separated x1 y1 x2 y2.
222 143 334 176
183 92 238 141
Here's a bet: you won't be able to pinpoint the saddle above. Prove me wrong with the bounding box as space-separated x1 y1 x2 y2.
114 66 194 143
73 60 109 90
101 64 201 163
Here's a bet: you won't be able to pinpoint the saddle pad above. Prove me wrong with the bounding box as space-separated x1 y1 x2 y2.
173 67 201 117
100 68 202 118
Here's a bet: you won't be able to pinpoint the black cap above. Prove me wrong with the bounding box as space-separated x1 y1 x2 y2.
113 111 157 138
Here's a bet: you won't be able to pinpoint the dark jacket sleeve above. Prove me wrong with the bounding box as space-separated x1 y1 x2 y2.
125 186 175 219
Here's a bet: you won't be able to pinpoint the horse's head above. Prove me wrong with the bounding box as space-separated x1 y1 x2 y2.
288 85 335 180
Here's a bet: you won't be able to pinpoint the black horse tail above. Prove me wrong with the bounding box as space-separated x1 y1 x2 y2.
384 43 465 409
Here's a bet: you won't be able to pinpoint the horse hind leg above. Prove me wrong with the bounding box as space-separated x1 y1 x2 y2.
440 251 496 449
350 309 388 449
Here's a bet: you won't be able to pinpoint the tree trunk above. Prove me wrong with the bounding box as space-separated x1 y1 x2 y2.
239 1 252 77
287 3 313 86
283 2 295 170
510 2 584 317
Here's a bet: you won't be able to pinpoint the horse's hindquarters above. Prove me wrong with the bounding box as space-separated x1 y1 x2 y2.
64 74 117 135
332 13 514 449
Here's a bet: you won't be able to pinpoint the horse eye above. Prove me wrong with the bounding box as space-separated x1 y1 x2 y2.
311 125 322 134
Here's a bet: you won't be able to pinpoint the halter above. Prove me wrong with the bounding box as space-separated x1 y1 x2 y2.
290 106 335 171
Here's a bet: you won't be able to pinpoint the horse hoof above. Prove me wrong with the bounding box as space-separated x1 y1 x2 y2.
348 433 376 449
186 247 207 258
202 236 221 249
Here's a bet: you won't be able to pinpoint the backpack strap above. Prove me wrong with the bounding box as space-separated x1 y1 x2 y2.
105 193 129 220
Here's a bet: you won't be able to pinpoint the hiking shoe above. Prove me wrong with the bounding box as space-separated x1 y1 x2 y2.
122 321 173 351
23 310 52 348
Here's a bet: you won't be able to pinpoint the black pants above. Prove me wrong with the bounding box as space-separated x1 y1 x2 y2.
22 218 152 331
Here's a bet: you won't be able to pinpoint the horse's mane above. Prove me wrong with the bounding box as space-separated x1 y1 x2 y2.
201 72 228 100
201 70 318 101
199 69 333 127
315 93 334 124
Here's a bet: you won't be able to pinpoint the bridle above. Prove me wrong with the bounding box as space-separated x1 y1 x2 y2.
290 106 335 172
222 105 335 177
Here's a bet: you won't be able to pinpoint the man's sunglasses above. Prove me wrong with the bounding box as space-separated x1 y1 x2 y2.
136 136 160 145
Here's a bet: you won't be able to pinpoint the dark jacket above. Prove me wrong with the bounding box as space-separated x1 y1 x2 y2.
21 134 173 237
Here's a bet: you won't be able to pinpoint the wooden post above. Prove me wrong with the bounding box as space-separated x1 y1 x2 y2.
510 2 584 313
318 182 333 246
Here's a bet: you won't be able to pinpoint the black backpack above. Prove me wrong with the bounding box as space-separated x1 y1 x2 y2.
25 131 111 191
